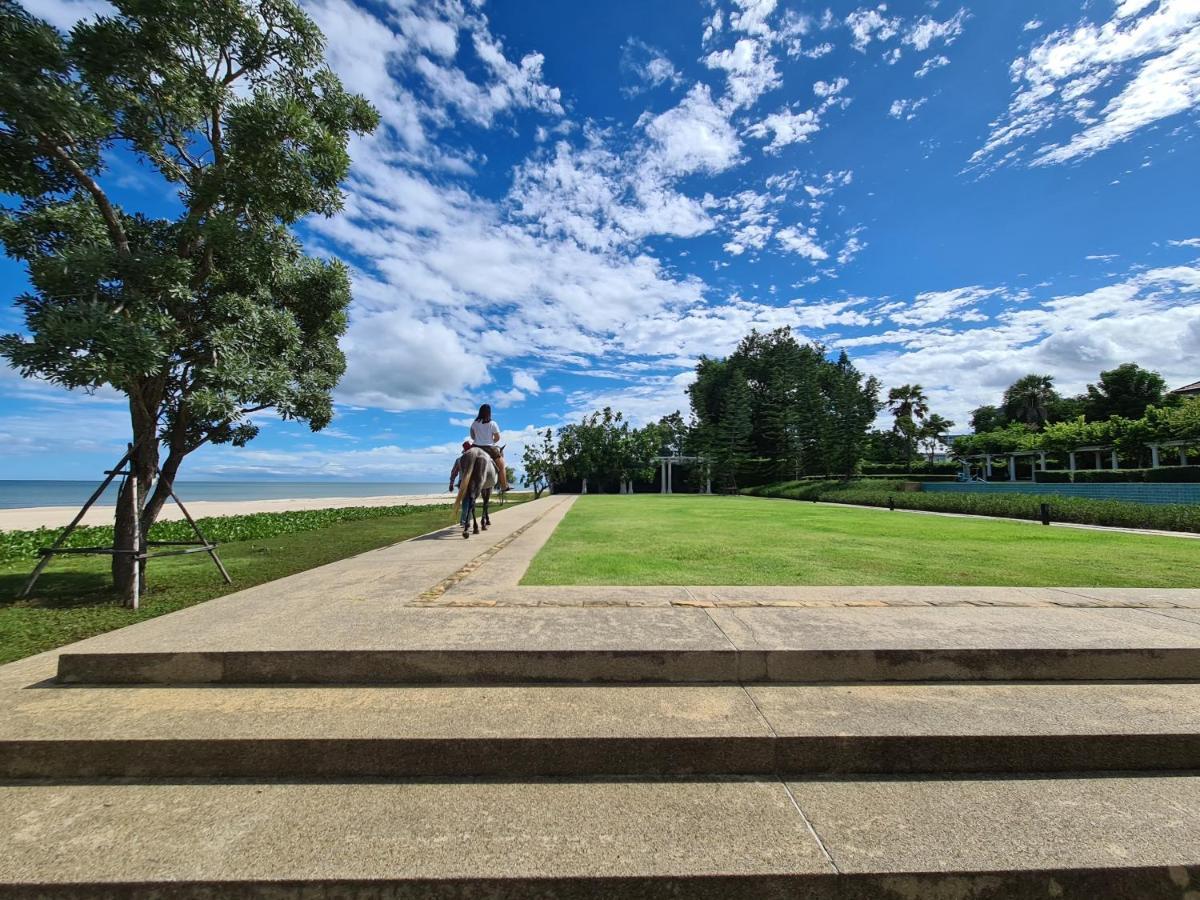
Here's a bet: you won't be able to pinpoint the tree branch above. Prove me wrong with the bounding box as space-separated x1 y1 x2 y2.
39 139 130 257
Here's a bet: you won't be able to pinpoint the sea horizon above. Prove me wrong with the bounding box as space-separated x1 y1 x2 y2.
0 480 448 510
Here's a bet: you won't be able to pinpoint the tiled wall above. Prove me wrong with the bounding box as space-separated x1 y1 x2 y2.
924 482 1200 506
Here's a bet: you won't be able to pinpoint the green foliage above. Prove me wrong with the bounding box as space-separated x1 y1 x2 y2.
521 428 560 499
688 327 881 484
0 0 379 590
1001 374 1058 427
1036 466 1200 484
743 480 1200 533
1085 363 1170 421
956 398 1200 463
554 407 664 491
969 404 1006 433
0 502 450 564
861 461 961 475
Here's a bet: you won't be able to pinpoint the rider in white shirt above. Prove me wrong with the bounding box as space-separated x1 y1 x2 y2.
470 404 508 490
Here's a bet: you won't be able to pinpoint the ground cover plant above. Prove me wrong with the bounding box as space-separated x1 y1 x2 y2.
744 480 1200 533
521 495 1200 587
0 499 526 663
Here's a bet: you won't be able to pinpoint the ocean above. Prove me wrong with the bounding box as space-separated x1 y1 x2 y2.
0 481 447 510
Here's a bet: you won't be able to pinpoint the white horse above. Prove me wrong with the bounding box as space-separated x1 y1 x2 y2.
455 447 499 538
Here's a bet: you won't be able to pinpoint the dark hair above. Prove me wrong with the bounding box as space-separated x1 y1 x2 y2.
476 404 492 423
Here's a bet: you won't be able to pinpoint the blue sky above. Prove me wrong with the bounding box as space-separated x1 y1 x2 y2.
3 0 1199 481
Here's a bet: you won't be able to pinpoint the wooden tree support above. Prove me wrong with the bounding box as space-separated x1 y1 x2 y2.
18 445 232 607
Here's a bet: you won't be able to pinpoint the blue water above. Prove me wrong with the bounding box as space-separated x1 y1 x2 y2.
0 481 447 510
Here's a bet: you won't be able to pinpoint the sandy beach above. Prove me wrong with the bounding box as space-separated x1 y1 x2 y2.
0 493 460 532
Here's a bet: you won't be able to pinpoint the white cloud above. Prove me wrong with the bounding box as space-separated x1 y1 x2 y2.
890 286 1003 325
745 107 823 151
1024 19 1044 32
914 55 950 78
972 0 1200 168
903 9 968 51
704 38 782 108
621 38 684 96
776 226 829 261
846 6 900 51
813 76 850 98
846 266 1200 425
1170 237 1200 248
889 97 928 120
642 84 743 175
512 371 542 394
729 0 779 38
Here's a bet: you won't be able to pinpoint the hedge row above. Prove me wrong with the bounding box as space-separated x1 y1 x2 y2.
860 462 961 475
1035 466 1200 484
742 480 1200 533
0 503 454 564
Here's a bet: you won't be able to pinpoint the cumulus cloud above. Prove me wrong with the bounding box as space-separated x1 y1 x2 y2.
704 37 782 108
845 266 1200 425
972 0 1200 168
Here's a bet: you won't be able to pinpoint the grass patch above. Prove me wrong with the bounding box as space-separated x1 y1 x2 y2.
521 494 1200 587
743 479 1200 533
0 499 526 664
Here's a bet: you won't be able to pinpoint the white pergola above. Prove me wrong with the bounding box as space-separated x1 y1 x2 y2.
960 439 1195 482
652 456 711 495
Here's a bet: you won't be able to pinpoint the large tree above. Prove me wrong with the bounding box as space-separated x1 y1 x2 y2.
1085 363 1169 421
1001 374 1059 427
0 0 378 600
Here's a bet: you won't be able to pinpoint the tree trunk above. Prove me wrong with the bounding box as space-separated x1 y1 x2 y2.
112 392 162 603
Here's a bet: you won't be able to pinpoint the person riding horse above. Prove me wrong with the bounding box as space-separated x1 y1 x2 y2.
450 441 498 538
469 404 508 492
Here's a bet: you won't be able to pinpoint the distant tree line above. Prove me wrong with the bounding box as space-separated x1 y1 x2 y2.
524 328 885 494
954 363 1198 466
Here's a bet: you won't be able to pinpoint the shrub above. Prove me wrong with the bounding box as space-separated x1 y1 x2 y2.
1035 466 1200 484
742 480 1200 533
0 503 454 564
860 462 960 476
1035 470 1073 483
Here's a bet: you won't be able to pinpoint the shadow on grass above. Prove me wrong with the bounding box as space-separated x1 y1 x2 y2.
0 569 124 610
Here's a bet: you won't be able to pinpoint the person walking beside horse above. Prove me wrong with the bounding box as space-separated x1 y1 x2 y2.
469 404 509 492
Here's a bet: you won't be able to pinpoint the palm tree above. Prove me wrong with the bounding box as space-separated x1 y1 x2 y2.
1002 374 1058 428
920 414 956 463
887 384 930 422
887 385 929 472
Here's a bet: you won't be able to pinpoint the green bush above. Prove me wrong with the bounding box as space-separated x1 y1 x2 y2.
743 480 1200 533
860 462 960 476
1143 466 1200 483
1035 470 1073 483
0 503 454 564
1035 466 1200 484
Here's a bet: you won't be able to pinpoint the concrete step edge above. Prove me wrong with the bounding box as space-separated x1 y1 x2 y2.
6 733 1200 779
55 646 1200 684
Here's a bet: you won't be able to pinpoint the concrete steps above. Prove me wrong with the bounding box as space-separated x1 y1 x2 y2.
6 604 1200 896
6 682 1200 778
53 606 1200 683
2 774 1199 898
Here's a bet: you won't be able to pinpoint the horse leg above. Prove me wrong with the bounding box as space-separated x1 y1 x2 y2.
481 489 490 529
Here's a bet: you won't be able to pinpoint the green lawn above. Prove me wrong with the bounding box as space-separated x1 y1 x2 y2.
521 495 1200 587
0 501 512 664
